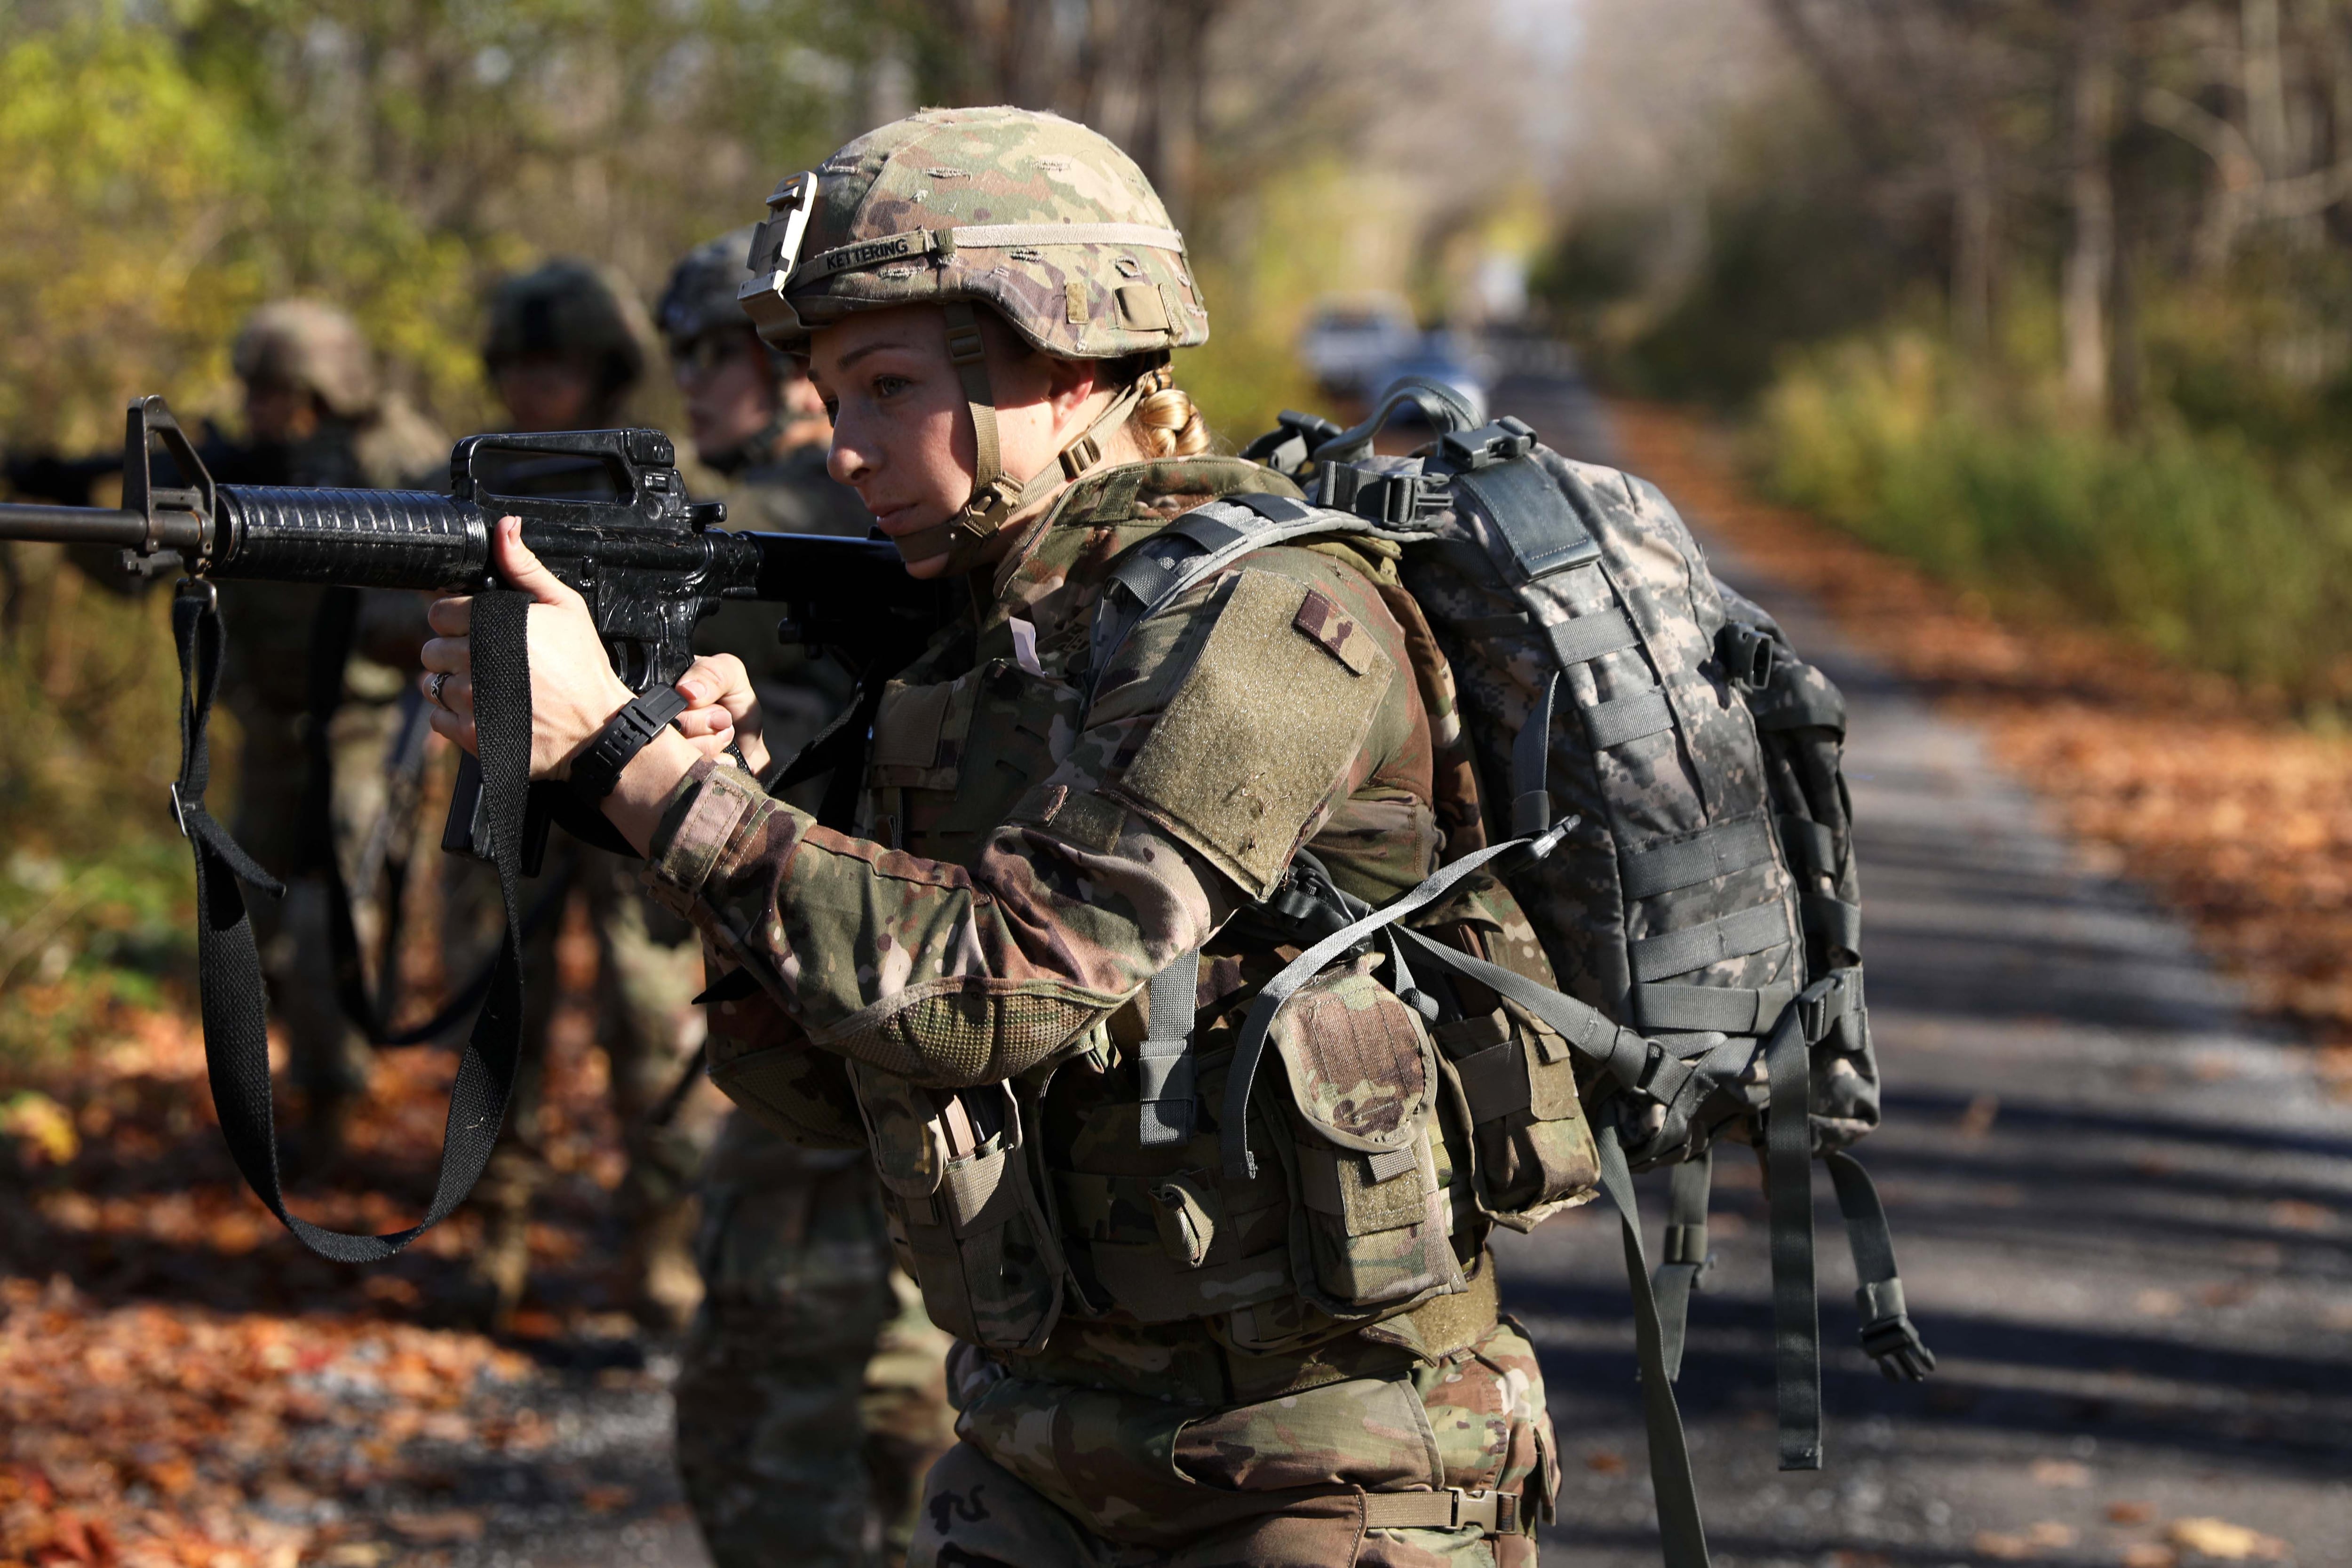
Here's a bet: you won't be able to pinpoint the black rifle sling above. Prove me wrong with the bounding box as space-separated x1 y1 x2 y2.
304 591 567 1049
175 581 533 1261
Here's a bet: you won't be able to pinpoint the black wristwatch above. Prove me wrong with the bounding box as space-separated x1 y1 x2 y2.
570 685 691 801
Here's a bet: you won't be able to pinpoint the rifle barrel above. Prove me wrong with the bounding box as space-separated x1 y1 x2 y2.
0 501 182 549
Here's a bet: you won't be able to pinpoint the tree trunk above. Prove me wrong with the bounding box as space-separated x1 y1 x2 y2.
2063 7 2117 420
1951 124 1996 357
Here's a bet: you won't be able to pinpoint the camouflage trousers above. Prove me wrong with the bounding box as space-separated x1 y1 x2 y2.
675 1113 957 1568
912 1316 1557 1568
232 688 411 1138
445 837 721 1326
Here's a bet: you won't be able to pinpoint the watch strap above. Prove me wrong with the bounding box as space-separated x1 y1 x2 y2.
571 685 691 801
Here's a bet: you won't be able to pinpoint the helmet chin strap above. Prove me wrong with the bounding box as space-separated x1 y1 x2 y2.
893 301 1147 573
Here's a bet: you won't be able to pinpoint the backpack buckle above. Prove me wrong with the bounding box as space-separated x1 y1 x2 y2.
1436 415 1538 473
1798 969 1860 1046
1716 621 1777 691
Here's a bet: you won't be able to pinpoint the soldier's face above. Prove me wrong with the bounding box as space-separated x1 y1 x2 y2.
244 379 321 445
808 304 1105 579
673 329 781 457
496 355 600 433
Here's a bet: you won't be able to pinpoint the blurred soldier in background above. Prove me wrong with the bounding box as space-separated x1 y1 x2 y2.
656 230 954 1568
3 300 445 1166
453 259 723 1333
481 259 653 434
221 303 446 1165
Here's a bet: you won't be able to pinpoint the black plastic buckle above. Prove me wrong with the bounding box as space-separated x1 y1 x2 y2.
1436 415 1539 473
1797 971 1848 1043
1716 621 1777 691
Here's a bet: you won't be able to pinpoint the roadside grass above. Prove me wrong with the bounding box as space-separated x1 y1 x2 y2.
1756 331 2352 714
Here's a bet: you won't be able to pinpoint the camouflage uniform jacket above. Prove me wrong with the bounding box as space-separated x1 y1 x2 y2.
647 456 1560 1548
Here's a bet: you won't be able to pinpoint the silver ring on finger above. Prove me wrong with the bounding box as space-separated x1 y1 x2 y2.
427 670 453 710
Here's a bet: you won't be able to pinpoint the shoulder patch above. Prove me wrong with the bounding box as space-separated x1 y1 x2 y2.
1110 567 1395 898
1292 588 1380 675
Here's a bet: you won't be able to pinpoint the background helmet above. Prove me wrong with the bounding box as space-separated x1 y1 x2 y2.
482 259 656 393
738 106 1208 358
231 300 379 418
657 226 765 352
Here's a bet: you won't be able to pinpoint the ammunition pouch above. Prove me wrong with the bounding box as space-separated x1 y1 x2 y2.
849 1063 1066 1353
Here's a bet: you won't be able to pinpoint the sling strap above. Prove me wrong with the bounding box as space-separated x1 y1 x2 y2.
305 592 576 1049
1654 1149 1715 1381
1827 1150 1937 1382
1595 1120 1713 1568
1220 830 1567 1181
1765 986 1822 1471
174 580 533 1261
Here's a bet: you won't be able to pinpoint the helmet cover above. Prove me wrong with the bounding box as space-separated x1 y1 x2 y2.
738 106 1208 358
231 300 378 418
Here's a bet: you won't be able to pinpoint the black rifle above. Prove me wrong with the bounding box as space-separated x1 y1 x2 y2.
0 396 952 1260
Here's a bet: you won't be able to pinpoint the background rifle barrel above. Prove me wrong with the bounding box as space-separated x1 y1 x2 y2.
0 502 173 548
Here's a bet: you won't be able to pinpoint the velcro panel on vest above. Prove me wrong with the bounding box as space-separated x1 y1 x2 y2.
1630 902 1792 983
1112 568 1393 899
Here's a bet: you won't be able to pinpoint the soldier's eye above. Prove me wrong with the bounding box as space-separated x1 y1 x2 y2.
820 398 839 421
873 374 910 400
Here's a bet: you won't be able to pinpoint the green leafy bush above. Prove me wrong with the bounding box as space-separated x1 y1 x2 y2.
1761 331 2352 707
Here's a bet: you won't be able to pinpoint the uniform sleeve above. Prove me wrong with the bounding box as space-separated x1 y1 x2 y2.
643 546 1420 1088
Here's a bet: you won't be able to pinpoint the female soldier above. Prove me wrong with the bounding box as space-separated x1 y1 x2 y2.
422 106 1566 1566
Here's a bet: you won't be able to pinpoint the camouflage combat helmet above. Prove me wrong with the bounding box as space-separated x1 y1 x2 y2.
232 300 378 419
737 106 1209 570
483 259 656 393
657 226 768 352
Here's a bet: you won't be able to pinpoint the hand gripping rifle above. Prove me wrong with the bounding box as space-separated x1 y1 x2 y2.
0 396 951 1260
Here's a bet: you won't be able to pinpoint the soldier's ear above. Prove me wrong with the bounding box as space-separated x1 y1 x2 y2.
1039 350 1102 423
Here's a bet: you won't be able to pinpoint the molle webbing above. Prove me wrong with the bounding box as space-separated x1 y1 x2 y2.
1621 819 1780 901
1136 950 1201 1147
1585 688 1674 749
1542 605 1641 666
1633 980 1796 1035
1629 903 1791 983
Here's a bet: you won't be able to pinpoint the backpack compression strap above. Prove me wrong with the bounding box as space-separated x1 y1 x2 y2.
173 579 533 1261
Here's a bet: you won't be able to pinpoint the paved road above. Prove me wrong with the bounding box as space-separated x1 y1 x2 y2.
1487 373 2352 1567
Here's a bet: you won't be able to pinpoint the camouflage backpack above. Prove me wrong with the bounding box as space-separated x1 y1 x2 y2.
1090 385 1934 1564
